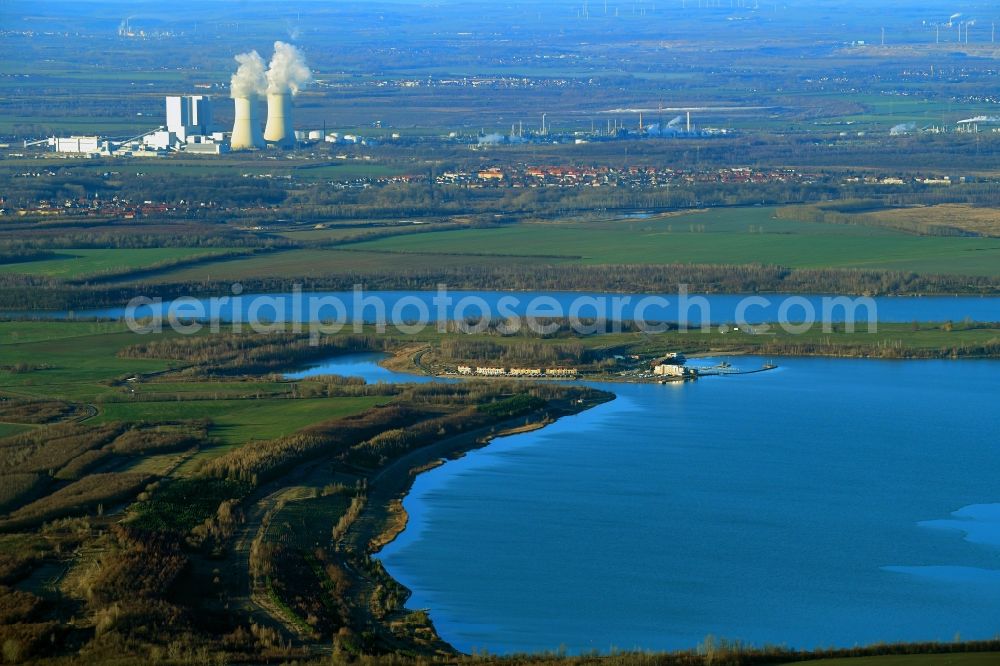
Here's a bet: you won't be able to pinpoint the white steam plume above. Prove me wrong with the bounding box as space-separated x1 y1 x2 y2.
266 41 312 95
230 50 267 99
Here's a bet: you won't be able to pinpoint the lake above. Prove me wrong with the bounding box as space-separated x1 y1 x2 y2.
297 353 1000 654
285 351 438 383
34 290 1000 325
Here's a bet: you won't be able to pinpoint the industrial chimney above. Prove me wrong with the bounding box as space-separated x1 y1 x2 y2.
262 41 310 149
230 96 265 151
229 49 267 151
263 93 295 148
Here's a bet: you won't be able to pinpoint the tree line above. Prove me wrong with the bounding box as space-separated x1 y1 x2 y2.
4 260 999 314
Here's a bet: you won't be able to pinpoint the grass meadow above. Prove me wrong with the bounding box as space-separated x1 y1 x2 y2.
0 322 385 461
92 396 386 446
348 207 1000 276
7 207 1000 288
111 207 1000 284
0 247 231 280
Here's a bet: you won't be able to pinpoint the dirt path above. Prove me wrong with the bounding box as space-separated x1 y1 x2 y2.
228 457 338 645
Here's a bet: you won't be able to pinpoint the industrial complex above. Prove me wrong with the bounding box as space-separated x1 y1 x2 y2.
25 86 318 158
27 93 221 157
24 41 314 158
26 92 313 158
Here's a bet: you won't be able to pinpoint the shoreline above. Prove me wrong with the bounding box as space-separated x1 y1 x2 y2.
350 352 1000 657
5 289 1000 321
358 352 1000 658
281 349 1000 656
402 349 1000 392
346 383 614 654
372 417 554 554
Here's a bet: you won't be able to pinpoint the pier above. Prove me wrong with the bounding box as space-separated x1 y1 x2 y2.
693 362 778 377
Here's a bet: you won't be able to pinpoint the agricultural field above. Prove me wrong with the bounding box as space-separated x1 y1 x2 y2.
0 320 129 345
0 247 234 280
81 207 1000 288
132 247 574 283
781 203 1000 238
868 205 1000 237
0 327 180 401
348 207 1000 277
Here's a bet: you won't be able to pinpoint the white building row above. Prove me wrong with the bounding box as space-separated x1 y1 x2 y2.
457 366 579 378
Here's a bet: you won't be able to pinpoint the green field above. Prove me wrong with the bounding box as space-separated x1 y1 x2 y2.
0 322 386 452
123 206 1000 285
0 328 178 401
128 248 402 282
347 208 1000 276
0 423 33 438
0 320 131 345
0 247 232 280
92 395 385 445
133 247 572 283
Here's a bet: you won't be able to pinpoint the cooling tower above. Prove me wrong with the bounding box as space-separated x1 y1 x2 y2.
263 92 295 148
230 96 264 151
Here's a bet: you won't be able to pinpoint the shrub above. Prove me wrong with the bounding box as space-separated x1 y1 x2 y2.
0 474 48 515
0 473 150 531
128 477 250 534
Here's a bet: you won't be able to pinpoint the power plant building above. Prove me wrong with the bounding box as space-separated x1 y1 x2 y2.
31 74 307 157
165 95 213 141
53 136 106 155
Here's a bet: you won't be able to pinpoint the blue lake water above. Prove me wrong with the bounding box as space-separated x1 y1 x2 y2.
301 353 1000 654
33 290 1000 325
284 352 437 383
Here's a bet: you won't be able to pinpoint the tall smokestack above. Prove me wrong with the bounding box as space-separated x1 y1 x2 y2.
231 96 264 151
229 50 267 151
263 93 294 148
263 41 311 149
